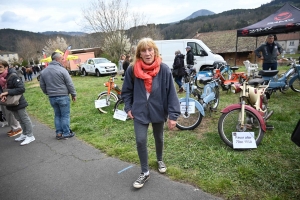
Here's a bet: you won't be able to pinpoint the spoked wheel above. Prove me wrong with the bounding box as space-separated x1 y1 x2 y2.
218 108 265 149
176 101 203 130
291 78 300 93
114 99 130 120
211 86 219 110
97 92 118 113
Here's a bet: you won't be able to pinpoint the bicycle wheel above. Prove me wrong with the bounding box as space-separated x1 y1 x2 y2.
97 92 118 113
218 108 265 149
211 86 219 110
114 99 130 120
291 78 300 93
176 100 203 130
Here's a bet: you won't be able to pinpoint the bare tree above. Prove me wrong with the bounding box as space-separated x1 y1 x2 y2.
82 0 163 61
16 38 43 65
43 36 69 56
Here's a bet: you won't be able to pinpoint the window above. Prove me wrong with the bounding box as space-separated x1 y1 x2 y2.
187 42 206 56
289 41 294 46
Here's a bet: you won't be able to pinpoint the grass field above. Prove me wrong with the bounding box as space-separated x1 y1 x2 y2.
24 63 300 200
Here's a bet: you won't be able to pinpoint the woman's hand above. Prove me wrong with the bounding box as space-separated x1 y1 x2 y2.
0 91 8 99
168 119 177 130
128 110 134 119
0 96 7 102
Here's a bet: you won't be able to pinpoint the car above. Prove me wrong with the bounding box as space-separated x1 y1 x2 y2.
80 57 117 77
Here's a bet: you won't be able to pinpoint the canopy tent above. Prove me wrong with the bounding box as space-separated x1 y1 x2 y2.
235 3 300 64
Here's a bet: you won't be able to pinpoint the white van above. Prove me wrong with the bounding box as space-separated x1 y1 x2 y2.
154 39 225 72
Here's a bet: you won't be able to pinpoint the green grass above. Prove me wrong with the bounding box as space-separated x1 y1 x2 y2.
25 66 300 200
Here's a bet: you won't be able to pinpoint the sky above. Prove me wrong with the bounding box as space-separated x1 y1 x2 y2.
0 0 272 33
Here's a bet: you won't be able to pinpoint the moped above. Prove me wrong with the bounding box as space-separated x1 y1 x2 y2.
259 58 300 94
176 66 219 130
218 78 273 149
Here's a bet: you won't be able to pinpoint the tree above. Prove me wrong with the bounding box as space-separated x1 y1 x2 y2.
82 0 162 61
16 37 43 65
43 36 68 57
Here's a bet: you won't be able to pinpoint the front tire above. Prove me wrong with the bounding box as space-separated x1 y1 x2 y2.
176 100 203 130
96 70 100 77
218 108 265 149
291 78 300 93
212 86 219 110
82 69 87 76
97 92 118 113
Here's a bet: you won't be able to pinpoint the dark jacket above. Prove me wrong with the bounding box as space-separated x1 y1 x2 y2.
186 50 194 65
173 54 185 77
122 60 130 72
5 68 28 111
121 63 180 124
254 42 283 63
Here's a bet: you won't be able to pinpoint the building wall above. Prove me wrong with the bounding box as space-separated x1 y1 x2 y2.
0 53 19 63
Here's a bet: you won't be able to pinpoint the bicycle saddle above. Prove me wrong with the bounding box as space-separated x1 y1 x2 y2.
258 70 279 77
248 78 265 86
199 77 213 84
230 66 239 71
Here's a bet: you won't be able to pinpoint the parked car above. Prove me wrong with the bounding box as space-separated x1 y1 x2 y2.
80 58 117 76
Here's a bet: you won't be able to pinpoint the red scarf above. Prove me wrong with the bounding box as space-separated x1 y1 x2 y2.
0 70 8 89
134 57 161 93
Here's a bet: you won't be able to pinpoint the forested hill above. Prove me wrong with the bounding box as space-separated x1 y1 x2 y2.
157 0 300 39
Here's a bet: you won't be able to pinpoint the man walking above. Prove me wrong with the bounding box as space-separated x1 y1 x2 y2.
254 34 283 70
185 46 194 67
39 52 76 140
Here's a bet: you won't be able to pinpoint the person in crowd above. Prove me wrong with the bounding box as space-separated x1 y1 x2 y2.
26 66 33 81
0 60 34 145
254 34 283 70
172 50 185 93
16 66 24 82
118 54 125 72
185 46 194 66
121 38 180 189
39 52 77 140
21 66 27 81
122 55 131 77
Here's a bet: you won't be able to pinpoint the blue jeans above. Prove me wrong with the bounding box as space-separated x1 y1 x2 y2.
262 63 277 70
174 76 183 88
49 96 71 136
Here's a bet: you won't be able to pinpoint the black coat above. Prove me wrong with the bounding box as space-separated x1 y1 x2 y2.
186 50 194 65
5 68 28 111
173 54 185 77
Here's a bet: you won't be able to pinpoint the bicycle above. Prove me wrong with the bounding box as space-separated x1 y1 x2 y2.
176 65 219 130
96 74 122 114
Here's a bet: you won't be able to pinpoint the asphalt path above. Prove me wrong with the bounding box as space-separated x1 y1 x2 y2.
0 73 223 200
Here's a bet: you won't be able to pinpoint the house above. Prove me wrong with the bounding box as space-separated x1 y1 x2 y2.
193 30 300 66
0 51 19 63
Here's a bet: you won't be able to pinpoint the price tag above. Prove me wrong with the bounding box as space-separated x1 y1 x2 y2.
95 99 109 108
113 109 128 121
232 132 257 149
180 101 195 114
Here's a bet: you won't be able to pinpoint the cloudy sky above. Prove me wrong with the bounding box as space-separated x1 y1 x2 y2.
0 0 272 33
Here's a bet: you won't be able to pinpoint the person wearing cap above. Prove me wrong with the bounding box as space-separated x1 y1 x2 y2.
254 34 283 70
185 46 194 66
39 52 77 140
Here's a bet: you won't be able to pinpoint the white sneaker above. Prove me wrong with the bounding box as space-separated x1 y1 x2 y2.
15 134 26 141
20 135 35 145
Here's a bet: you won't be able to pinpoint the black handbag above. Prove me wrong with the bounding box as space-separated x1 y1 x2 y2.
291 120 300 147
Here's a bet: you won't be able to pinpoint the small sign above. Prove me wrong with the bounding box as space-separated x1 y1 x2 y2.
197 74 206 80
180 101 195 114
113 109 128 121
232 132 257 149
95 99 109 108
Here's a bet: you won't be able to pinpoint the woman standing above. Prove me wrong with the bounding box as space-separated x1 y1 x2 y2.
0 61 23 137
121 38 180 188
122 55 131 77
172 50 185 93
0 59 35 145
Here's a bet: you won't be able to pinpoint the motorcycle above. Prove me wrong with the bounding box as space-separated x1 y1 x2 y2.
259 58 300 95
218 78 273 149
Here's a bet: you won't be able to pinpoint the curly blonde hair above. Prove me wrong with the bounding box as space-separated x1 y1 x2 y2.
132 38 161 66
